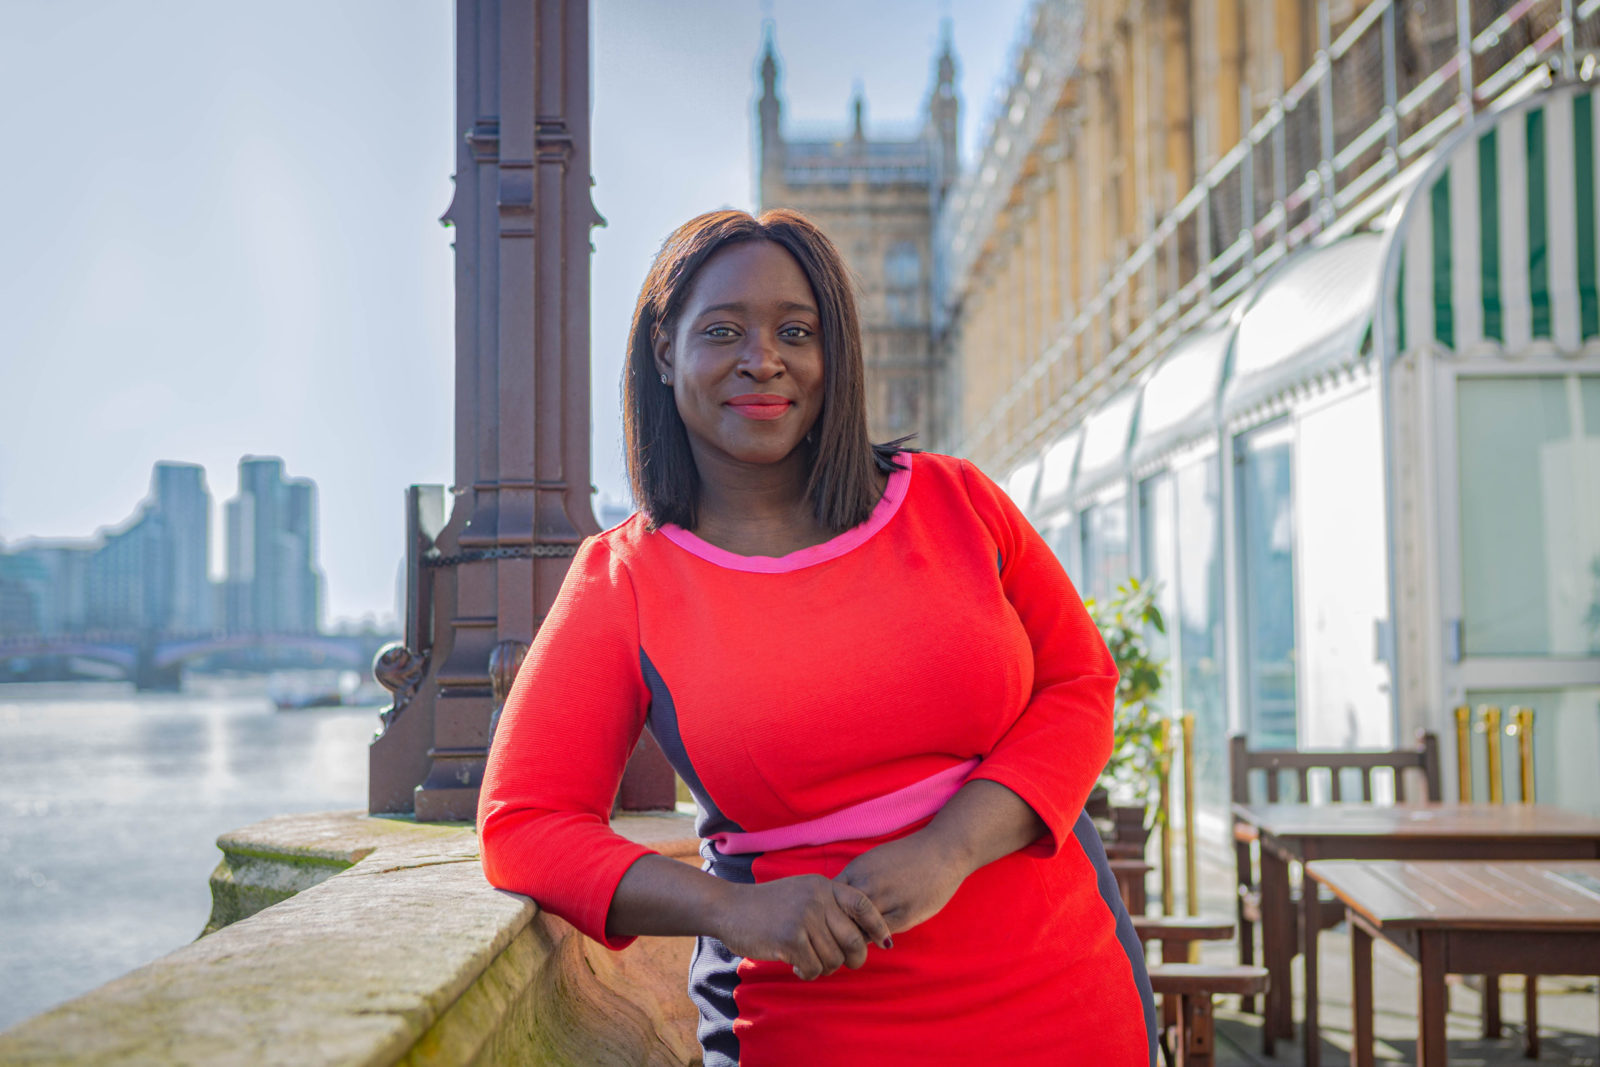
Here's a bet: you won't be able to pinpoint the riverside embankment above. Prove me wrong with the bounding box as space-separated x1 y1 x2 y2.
0 808 703 1066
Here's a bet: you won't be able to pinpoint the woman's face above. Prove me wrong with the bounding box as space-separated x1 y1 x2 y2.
654 240 825 473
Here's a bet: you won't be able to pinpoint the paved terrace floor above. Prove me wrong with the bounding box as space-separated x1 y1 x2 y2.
1170 826 1600 1066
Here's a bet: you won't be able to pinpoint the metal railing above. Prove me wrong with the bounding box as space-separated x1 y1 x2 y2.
935 0 1084 328
944 0 1593 475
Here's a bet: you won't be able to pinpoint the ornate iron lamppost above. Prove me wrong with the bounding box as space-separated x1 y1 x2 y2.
370 0 675 821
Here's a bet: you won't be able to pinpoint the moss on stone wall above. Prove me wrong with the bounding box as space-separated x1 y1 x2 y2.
202 850 351 936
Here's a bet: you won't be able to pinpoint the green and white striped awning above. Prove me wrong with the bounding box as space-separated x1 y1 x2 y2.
1394 83 1600 355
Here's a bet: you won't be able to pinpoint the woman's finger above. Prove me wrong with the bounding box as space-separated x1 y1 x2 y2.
832 880 893 948
788 934 824 981
822 903 871 970
806 922 846 978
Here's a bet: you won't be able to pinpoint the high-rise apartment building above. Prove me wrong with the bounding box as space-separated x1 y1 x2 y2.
84 510 162 632
754 29 959 447
0 462 214 635
0 555 44 636
224 493 254 633
76 462 210 632
0 546 88 635
225 456 322 635
0 456 327 640
152 462 211 633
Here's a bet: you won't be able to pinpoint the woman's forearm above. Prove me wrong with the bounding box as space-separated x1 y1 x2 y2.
606 854 734 940
916 778 1048 877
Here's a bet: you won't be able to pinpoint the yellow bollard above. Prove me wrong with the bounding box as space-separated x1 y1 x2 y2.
1513 706 1536 804
1510 705 1539 1022
1483 706 1504 805
1181 713 1198 919
1159 717 1175 917
1454 705 1473 802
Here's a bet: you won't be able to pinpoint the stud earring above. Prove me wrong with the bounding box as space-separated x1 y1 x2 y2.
659 373 669 385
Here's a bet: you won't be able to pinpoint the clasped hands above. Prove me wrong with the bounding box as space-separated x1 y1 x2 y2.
716 829 970 981
607 778 1044 982
712 778 1047 981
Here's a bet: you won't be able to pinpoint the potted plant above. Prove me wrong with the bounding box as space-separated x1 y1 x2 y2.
1084 577 1169 849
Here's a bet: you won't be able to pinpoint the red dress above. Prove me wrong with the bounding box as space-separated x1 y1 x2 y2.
479 452 1156 1065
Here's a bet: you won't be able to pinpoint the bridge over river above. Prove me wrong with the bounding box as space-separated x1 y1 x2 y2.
0 631 392 690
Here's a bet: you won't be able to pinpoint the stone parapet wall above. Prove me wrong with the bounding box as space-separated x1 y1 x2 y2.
0 811 703 1066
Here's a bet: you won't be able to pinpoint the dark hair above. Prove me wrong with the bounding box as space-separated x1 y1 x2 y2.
622 208 906 532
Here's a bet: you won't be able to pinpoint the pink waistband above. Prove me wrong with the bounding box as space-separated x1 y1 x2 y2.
706 757 982 856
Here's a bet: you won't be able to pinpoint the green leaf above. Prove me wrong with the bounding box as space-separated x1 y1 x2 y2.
1091 577 1171 806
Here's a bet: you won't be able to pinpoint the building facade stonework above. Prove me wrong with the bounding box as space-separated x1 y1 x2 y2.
755 31 958 447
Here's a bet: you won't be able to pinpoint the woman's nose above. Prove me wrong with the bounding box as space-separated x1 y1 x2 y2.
737 332 785 379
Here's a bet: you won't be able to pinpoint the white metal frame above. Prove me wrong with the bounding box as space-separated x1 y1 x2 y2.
1431 355 1600 719
946 0 1591 476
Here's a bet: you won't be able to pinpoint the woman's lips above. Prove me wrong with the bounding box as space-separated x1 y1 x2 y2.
726 396 793 420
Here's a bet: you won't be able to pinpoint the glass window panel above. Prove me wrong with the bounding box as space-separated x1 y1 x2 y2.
1079 506 1098 601
1293 390 1392 748
1237 425 1298 749
1458 376 1600 657
1038 432 1080 503
1463 688 1600 816
1138 475 1178 791
1138 473 1178 681
1583 375 1600 440
1003 461 1039 510
1080 494 1129 603
1040 513 1076 579
1173 458 1228 812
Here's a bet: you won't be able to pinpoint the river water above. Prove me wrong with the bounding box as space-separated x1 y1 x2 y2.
0 678 379 1031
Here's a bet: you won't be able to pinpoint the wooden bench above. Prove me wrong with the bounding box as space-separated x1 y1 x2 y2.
1110 858 1152 915
1136 916 1268 1067
1229 731 1440 1016
1133 915 1235 963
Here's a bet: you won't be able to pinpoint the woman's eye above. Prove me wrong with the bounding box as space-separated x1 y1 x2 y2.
703 325 737 339
780 325 814 340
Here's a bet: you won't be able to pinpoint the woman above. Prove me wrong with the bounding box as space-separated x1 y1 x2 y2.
478 209 1155 1065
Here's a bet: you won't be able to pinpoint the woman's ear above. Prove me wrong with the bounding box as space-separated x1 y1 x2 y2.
651 323 673 380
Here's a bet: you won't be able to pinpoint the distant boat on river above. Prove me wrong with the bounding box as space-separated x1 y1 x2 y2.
267 669 387 711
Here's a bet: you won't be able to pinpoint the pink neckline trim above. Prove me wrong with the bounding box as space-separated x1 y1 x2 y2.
659 452 914 573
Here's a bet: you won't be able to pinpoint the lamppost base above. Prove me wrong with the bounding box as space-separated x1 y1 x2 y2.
414 785 482 824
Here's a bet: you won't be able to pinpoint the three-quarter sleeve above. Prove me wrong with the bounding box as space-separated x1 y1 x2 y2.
477 536 656 948
957 459 1119 857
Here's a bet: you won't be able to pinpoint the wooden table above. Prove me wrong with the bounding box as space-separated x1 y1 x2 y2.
1306 860 1600 1067
1232 802 1600 1066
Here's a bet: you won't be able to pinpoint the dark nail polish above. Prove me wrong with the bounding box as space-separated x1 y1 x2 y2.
884 937 894 949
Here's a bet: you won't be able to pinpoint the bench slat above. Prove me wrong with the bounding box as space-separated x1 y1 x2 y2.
1149 963 1269 998
1132 916 1235 942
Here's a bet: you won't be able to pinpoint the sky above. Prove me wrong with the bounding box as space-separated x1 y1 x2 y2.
0 0 1030 626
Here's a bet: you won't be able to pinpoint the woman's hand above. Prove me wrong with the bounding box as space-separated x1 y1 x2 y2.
715 875 893 980
607 856 889 980
834 832 970 932
835 778 1049 933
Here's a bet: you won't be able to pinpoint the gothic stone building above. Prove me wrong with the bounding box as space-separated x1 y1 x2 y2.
755 33 958 448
